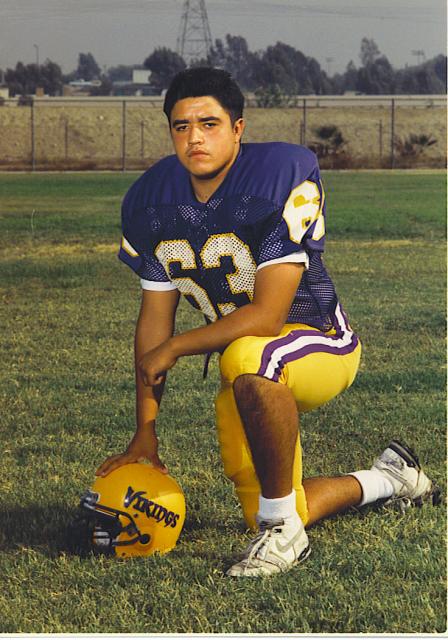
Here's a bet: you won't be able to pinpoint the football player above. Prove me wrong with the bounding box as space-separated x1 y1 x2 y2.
96 68 438 577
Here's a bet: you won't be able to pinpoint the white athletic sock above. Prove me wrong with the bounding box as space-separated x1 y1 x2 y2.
349 469 394 506
258 490 297 521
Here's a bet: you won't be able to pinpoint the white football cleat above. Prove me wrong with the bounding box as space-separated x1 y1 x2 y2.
372 440 441 509
226 513 311 578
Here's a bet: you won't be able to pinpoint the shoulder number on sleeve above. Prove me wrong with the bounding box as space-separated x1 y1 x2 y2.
282 180 325 244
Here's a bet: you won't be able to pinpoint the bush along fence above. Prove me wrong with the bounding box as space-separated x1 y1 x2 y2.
0 95 445 171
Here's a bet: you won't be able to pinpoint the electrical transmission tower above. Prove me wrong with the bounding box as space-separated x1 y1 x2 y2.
177 0 213 65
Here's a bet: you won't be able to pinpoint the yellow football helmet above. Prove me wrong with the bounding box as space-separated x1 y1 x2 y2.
79 463 186 558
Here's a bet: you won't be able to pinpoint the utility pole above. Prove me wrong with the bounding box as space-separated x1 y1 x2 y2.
411 49 425 66
177 0 213 66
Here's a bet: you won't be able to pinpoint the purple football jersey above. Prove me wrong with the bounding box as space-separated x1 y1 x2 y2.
119 142 340 332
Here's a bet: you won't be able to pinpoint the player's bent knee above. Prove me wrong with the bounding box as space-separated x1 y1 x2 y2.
219 336 262 384
233 372 257 393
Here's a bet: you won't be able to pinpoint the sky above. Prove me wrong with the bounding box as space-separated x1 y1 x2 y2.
0 0 446 76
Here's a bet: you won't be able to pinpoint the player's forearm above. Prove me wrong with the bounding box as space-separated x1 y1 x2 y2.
135 374 165 430
169 301 283 358
135 313 174 429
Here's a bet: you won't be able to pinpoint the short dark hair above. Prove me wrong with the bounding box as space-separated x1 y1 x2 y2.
163 67 244 125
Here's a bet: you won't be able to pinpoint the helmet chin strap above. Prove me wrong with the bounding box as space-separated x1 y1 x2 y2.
113 519 151 546
113 531 151 547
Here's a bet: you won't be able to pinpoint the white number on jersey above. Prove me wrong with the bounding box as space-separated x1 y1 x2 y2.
155 233 256 321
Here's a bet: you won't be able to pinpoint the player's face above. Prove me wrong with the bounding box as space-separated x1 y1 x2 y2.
169 96 245 182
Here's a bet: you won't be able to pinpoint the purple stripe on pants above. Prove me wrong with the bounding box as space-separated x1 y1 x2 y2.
257 329 359 382
270 334 360 382
257 330 322 378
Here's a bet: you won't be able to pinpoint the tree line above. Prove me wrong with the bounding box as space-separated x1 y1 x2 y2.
2 37 446 98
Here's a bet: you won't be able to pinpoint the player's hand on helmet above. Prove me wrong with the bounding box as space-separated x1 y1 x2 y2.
95 428 168 477
138 340 178 387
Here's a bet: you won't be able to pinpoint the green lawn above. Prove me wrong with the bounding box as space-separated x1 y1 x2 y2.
0 171 446 633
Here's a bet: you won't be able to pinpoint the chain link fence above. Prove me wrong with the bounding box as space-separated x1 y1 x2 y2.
0 95 445 171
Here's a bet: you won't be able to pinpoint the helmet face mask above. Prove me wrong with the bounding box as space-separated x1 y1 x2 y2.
81 490 149 554
76 464 186 558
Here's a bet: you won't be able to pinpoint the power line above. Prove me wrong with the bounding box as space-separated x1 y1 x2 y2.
170 0 443 25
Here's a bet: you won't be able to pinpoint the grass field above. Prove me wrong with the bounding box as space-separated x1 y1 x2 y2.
0 171 446 634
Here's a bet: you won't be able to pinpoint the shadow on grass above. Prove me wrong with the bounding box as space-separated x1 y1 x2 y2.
0 503 238 560
0 503 101 558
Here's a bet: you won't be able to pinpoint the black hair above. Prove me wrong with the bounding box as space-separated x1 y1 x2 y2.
163 67 244 125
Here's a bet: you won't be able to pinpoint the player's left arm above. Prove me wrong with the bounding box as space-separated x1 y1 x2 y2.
138 261 304 386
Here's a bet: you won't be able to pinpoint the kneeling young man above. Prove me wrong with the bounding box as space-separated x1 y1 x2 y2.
97 67 438 577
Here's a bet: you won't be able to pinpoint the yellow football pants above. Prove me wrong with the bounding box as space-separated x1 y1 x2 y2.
214 315 361 530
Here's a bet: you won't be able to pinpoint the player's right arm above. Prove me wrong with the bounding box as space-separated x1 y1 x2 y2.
95 287 180 477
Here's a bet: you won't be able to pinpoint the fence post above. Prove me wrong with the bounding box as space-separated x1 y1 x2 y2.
379 120 383 162
302 98 307 146
390 98 395 169
64 119 69 161
122 100 126 172
31 101 36 171
141 120 145 159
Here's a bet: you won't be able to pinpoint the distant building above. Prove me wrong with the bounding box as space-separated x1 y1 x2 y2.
0 85 10 99
64 79 102 96
132 69 152 85
110 69 157 96
111 82 159 97
69 79 102 89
